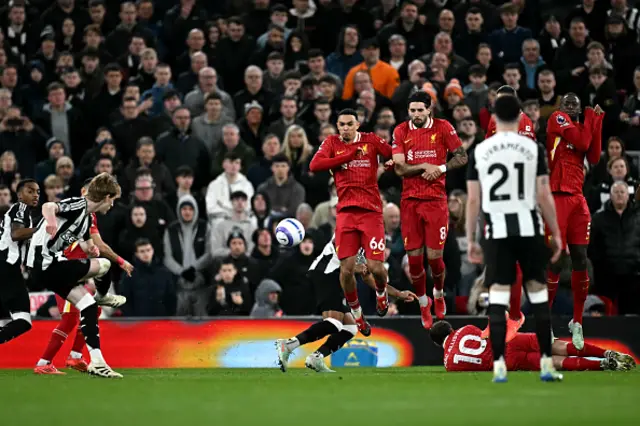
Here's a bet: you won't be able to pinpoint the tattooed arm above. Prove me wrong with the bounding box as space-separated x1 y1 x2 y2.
446 146 469 170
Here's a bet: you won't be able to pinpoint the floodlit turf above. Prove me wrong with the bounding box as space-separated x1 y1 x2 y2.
1 367 639 426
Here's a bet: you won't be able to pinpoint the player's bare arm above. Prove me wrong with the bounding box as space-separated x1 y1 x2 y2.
10 222 36 241
392 153 429 177
465 180 483 264
79 239 100 258
357 265 417 301
536 175 562 263
91 233 134 276
42 202 59 236
446 146 468 170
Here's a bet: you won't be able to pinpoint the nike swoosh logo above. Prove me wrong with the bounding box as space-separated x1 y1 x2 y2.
337 150 345 155
439 241 445 245
373 251 382 255
404 138 412 144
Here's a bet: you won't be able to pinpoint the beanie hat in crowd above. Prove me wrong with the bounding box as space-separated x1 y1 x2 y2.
444 79 464 99
227 229 247 247
421 82 438 106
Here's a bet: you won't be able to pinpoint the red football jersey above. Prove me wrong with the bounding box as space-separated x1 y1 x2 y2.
485 112 536 140
64 213 100 260
546 111 592 195
313 132 392 213
392 117 462 201
443 325 493 372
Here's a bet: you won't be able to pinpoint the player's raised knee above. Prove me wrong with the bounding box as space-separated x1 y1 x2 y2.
94 258 111 277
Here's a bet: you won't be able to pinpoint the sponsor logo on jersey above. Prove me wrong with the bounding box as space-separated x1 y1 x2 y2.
415 150 438 159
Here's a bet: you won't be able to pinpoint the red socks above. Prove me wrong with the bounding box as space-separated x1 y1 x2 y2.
547 270 560 309
571 270 589 324
561 357 602 371
408 255 426 298
344 289 361 311
566 342 606 358
428 258 445 292
509 265 523 320
71 329 86 353
41 312 79 362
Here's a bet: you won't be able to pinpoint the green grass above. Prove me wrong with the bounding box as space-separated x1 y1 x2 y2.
1 368 639 426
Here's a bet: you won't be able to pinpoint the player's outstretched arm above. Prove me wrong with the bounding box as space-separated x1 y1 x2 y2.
309 145 356 172
91 232 134 276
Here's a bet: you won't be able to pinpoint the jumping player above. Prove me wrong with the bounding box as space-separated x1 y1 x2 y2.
546 94 604 349
34 180 134 375
0 179 39 344
309 109 393 335
391 91 466 328
482 85 536 340
26 173 123 378
276 241 416 373
430 321 636 372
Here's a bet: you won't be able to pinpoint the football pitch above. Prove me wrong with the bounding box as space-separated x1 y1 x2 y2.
2 367 639 426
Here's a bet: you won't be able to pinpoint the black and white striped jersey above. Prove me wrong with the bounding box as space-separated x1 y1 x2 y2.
309 241 365 275
467 132 548 240
26 197 91 271
0 202 33 265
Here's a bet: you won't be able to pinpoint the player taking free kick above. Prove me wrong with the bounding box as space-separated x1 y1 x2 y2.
309 109 393 335
546 94 604 350
391 91 467 328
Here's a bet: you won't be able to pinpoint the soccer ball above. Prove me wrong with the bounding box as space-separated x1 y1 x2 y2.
275 218 306 247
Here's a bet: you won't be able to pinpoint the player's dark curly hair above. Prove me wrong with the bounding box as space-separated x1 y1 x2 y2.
429 321 453 347
407 91 432 109
337 108 358 120
16 178 37 193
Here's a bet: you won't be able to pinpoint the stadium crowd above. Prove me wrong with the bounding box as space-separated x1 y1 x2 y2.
1 0 640 319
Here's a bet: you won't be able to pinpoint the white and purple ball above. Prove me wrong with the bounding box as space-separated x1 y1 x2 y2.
275 218 305 247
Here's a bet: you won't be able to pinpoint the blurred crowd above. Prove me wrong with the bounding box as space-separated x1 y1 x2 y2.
1 0 639 319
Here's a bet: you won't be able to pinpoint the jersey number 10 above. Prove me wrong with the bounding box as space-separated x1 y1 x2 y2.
488 162 525 202
453 335 488 365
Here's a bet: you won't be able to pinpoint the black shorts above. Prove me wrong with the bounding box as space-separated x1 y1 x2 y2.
0 262 29 314
310 269 349 315
482 236 549 286
31 258 91 299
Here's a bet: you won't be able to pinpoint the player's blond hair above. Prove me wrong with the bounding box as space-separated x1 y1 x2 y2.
86 172 120 202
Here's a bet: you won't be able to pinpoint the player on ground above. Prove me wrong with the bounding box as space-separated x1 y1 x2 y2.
391 91 467 328
26 173 123 378
430 321 636 372
34 180 134 375
546 93 604 350
0 179 39 344
276 241 416 373
466 95 563 382
482 85 536 340
309 109 393 335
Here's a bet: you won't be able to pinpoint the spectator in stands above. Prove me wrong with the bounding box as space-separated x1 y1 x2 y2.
565 0 607 44
537 69 561 121
78 128 114 180
282 125 313 181
502 62 536 100
589 181 640 315
233 66 274 120
35 82 85 164
250 279 283 318
221 231 261 293
463 64 488 117
489 3 532 64
238 101 269 155
120 238 176 317
110 96 152 164
588 156 638 213
206 152 255 223
105 1 155 59
35 138 65 184
620 66 640 149
209 259 252 316
251 192 274 230
0 151 19 191
269 234 316 315
120 137 175 201
268 96 304 141
0 184 11 208
210 191 257 257
251 227 278 278
250 24 285 69
604 13 640 94
256 4 291 49
257 154 305 218
117 204 163 264
184 66 234 120
263 52 285 96
55 155 81 197
343 38 400 101
383 202 403 260
174 29 207 76
582 65 621 140
522 100 546 142
0 105 43 178
176 50 206 96
155 107 210 190
448 190 477 296
214 16 255 95
141 63 173 118
127 172 175 234
43 175 64 204
420 32 469 82
283 30 309 71
519 39 545 90
377 1 432 62
326 25 363 81
166 165 205 214
164 194 212 317
554 17 589 94
538 15 567 68
190 93 232 157
130 48 157 93
455 7 489 65
247 134 280 189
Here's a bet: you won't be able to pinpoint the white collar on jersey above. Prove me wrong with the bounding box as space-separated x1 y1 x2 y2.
409 117 433 130
339 132 361 143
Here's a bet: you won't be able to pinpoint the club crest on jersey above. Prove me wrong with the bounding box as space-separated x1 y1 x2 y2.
430 134 437 143
361 144 368 154
556 114 569 127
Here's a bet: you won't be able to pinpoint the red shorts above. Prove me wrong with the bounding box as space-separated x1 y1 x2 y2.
505 333 541 371
335 207 385 261
400 198 449 251
545 193 590 249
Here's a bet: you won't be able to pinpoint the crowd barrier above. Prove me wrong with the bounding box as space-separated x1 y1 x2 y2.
0 316 638 368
